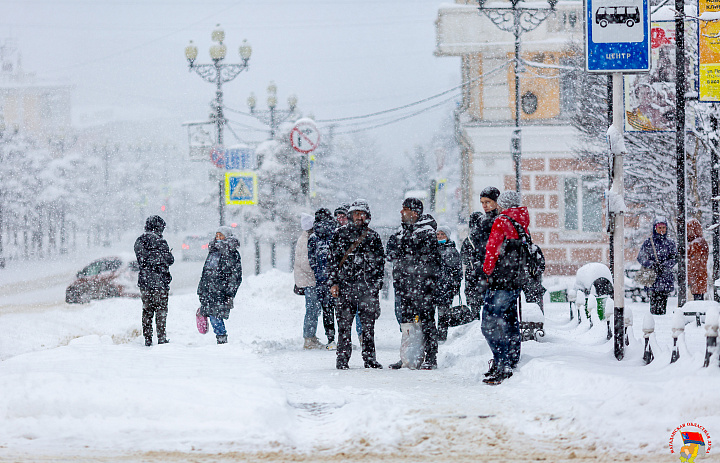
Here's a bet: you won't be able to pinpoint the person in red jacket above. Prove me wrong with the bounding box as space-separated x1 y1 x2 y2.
481 191 530 385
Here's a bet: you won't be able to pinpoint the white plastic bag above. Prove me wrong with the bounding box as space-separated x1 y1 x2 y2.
400 321 424 369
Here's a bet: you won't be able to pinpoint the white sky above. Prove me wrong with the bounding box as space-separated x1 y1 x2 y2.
3 0 460 158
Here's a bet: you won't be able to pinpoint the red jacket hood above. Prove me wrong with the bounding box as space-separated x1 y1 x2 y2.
483 206 530 276
499 207 530 231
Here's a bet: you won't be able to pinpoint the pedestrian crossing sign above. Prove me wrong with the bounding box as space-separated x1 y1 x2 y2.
225 171 258 205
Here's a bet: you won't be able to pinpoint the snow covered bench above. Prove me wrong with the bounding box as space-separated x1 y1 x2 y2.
520 301 544 342
681 300 719 327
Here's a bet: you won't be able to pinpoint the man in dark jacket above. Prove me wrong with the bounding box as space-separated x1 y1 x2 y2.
308 208 337 348
328 199 385 370
481 191 530 384
389 197 441 370
435 224 462 342
461 186 500 316
134 215 174 346
197 226 243 344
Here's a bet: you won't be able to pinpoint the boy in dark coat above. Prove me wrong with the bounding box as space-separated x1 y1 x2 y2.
461 187 500 316
328 200 385 370
435 224 462 342
134 215 174 346
389 197 442 370
197 226 243 344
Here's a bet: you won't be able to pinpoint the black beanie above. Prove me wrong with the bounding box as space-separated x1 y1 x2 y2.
480 186 500 202
402 197 424 215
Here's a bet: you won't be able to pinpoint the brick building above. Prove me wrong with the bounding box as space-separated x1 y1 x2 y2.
434 0 626 275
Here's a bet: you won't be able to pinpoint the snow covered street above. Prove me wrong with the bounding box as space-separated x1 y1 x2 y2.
1 254 718 462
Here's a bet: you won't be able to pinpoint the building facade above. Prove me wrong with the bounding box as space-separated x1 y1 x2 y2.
435 0 617 275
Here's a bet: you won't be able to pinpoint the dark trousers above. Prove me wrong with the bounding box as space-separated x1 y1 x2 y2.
336 291 378 366
649 290 670 315
141 289 168 343
482 289 521 370
436 302 451 342
318 284 336 342
399 289 438 365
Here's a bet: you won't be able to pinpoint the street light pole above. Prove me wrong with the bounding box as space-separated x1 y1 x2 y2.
247 82 298 139
477 0 557 193
185 24 252 226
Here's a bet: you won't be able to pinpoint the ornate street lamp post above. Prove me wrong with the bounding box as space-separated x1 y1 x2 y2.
477 0 557 193
185 24 252 226
247 82 298 139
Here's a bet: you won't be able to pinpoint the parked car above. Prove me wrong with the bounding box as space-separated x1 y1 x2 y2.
66 255 140 304
181 234 212 261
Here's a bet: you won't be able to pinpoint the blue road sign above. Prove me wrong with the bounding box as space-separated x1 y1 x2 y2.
211 147 257 170
225 171 258 205
585 0 651 72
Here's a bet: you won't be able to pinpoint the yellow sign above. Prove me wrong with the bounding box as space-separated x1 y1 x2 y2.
700 0 720 101
225 171 258 205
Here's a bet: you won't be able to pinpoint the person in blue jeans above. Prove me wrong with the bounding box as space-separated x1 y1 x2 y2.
481 191 530 384
308 208 338 349
197 226 243 344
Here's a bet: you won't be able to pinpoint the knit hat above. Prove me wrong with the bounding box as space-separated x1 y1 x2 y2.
300 213 315 231
217 225 234 239
347 199 371 219
402 197 424 215
497 191 521 210
479 186 501 202
334 203 350 217
436 224 453 239
315 207 333 223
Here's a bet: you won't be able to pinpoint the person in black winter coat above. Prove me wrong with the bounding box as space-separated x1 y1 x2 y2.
328 199 385 370
197 226 243 344
389 197 442 370
460 187 500 316
435 224 462 342
134 215 174 346
308 208 337 347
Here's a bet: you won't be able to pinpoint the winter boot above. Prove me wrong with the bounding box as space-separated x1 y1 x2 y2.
304 337 323 349
157 337 169 345
364 359 383 369
483 367 513 385
216 335 228 344
388 360 403 370
419 359 437 370
336 360 349 370
484 359 499 377
326 340 337 350
144 339 153 347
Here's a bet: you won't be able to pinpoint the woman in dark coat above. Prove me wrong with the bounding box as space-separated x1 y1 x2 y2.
435 225 462 342
198 226 243 344
637 217 677 315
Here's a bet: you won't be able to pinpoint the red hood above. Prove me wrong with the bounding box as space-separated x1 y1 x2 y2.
501 207 530 232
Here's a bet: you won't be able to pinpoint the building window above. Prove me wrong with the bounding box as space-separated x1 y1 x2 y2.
564 176 604 232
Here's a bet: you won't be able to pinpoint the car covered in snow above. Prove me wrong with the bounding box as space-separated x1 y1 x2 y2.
180 234 212 261
65 255 140 304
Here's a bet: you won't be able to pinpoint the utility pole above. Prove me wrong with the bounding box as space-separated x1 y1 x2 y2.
675 0 688 307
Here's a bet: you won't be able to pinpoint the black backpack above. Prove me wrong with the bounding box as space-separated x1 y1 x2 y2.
489 215 543 289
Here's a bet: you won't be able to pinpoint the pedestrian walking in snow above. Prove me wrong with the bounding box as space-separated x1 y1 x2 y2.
637 217 677 315
328 199 385 370
481 191 529 384
197 226 243 344
687 218 709 301
461 187 501 318
294 213 323 349
388 197 441 370
308 208 338 349
134 215 174 347
435 224 462 342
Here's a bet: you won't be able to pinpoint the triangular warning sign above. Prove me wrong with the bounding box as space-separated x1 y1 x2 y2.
231 178 252 199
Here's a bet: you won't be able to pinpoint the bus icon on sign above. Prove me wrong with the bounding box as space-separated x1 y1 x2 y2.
596 6 640 27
